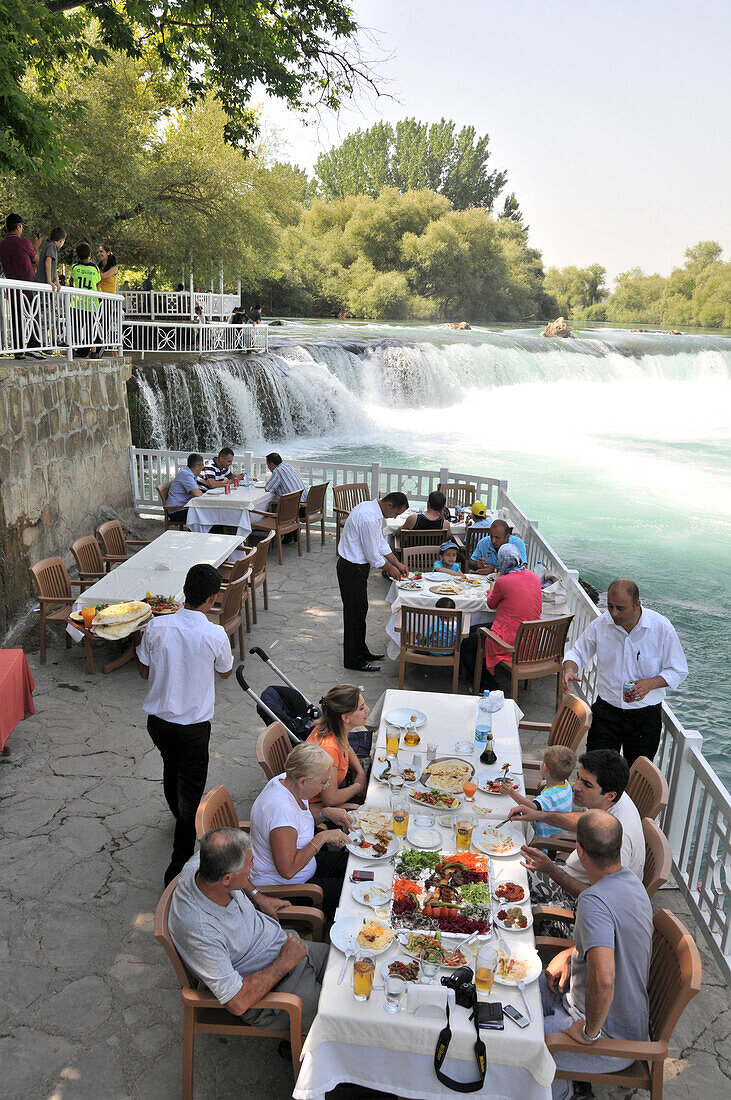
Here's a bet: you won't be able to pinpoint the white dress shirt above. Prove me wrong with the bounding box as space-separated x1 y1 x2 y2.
564 606 688 710
338 498 391 568
564 792 645 884
136 609 233 725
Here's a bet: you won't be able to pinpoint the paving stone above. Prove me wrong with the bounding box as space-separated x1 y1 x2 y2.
54 816 111 856
42 976 113 1034
47 1044 132 1099
0 1027 77 1097
40 908 110 973
0 962 57 1020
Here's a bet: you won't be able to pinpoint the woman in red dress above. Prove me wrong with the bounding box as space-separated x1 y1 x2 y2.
481 543 542 689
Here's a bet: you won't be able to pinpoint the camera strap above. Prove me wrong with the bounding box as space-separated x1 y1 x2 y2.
434 1002 487 1092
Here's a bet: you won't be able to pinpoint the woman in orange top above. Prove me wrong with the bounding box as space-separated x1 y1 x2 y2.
307 684 368 808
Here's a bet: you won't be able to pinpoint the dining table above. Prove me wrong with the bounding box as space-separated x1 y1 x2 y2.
292 688 554 1100
384 574 497 660
0 649 35 753
67 530 243 671
185 482 272 538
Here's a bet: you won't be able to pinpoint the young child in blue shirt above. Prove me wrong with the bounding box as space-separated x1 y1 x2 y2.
426 596 458 650
432 540 462 575
500 745 576 837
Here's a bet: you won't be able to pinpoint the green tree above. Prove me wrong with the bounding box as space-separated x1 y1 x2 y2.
314 117 514 214
544 264 607 315
2 0 374 177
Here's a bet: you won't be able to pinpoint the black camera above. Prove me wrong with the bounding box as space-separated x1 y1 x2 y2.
440 965 477 1009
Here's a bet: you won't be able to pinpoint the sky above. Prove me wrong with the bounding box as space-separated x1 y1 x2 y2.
257 0 731 282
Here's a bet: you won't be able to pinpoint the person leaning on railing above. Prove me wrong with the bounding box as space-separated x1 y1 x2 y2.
70 241 102 357
97 242 118 294
35 226 66 292
0 212 41 358
249 742 352 919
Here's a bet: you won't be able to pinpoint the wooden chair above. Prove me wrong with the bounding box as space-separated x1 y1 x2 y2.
217 547 256 588
256 721 297 780
247 530 274 624
213 554 254 634
397 527 463 556
627 755 669 822
96 519 150 571
205 572 250 657
69 536 106 586
301 481 329 552
402 544 450 575
438 482 476 510
332 482 369 545
465 524 492 565
520 694 592 794
250 490 302 565
155 879 314 1100
397 606 471 694
194 786 324 908
532 820 673 954
29 557 94 672
545 909 701 1100
157 479 186 530
471 615 574 707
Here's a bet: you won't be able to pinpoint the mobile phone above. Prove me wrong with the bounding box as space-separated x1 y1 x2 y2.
350 870 374 882
474 1002 504 1029
503 1003 530 1028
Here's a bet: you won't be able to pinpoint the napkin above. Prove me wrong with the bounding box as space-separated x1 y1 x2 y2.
406 983 455 1016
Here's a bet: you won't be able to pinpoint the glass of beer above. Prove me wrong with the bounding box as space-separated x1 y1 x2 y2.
391 794 409 837
462 780 478 802
352 950 376 1001
385 724 402 758
475 946 497 994
454 813 474 852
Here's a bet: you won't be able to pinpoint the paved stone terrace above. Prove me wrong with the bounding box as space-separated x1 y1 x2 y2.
1 524 728 1099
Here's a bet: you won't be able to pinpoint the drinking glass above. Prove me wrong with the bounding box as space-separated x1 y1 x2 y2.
454 740 472 755
413 811 433 829
462 780 478 802
383 973 405 1013
475 946 497 994
388 772 405 795
454 812 474 852
426 742 438 761
411 752 424 775
419 953 441 984
391 794 409 837
352 950 376 1001
386 724 402 758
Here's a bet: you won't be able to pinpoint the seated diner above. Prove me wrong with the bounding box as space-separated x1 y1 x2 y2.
166 453 204 524
306 685 369 809
470 518 527 574
432 539 462 575
249 742 352 919
197 447 235 489
400 489 452 533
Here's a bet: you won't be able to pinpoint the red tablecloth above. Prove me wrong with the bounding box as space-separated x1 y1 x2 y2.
0 649 35 749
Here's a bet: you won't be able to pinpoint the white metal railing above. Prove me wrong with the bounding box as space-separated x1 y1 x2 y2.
122 320 268 356
127 446 731 981
0 276 123 359
122 290 239 320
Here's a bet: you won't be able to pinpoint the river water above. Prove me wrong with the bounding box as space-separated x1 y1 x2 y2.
130 321 731 785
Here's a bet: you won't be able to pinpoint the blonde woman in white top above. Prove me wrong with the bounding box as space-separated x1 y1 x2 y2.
249 742 353 918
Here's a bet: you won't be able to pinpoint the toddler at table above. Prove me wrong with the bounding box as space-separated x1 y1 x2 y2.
499 745 576 837
432 539 462 575
425 596 458 651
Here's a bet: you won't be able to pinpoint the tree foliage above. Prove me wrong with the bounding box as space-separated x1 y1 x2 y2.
1 0 373 177
544 264 608 315
314 118 516 215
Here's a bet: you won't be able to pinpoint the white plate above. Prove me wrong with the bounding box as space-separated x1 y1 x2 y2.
397 934 470 969
421 572 450 583
381 956 422 982
493 951 542 986
396 580 423 590
408 789 461 812
493 905 533 932
385 708 427 729
351 882 393 909
330 915 395 956
492 882 528 905
473 828 521 858
345 836 400 862
406 827 443 849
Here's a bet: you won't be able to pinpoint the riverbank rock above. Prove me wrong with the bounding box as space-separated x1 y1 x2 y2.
542 317 572 338
444 321 471 330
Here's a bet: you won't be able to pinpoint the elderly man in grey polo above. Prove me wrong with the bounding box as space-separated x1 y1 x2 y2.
169 827 328 1031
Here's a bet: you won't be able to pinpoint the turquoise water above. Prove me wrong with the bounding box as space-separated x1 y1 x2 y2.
133 320 731 785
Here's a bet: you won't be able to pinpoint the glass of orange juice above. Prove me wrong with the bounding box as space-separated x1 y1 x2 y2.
385 724 402 758
462 779 478 802
81 606 96 629
352 950 376 1001
391 794 409 837
475 946 497 993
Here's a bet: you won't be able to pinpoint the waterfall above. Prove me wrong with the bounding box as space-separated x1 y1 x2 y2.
127 326 731 450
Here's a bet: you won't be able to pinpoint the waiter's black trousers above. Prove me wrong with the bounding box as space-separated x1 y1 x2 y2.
337 556 371 668
148 714 211 884
587 696 662 766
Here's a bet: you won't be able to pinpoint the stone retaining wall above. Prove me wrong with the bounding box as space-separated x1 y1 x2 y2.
0 356 134 635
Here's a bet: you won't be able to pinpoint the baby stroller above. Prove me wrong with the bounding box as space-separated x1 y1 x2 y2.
235 647 373 761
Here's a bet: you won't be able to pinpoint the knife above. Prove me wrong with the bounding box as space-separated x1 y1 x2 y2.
337 950 354 985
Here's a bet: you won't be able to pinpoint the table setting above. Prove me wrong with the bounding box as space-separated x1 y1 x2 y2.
384 572 496 660
293 688 554 1100
185 483 271 537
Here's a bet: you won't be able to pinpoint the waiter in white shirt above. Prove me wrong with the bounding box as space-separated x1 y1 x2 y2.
337 491 410 672
563 578 688 764
137 563 234 885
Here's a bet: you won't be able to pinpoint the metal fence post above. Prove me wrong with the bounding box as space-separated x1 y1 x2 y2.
665 728 704 859
63 290 73 360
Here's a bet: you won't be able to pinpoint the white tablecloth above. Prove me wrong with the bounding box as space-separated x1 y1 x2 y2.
71 531 243 611
293 688 554 1100
384 576 495 660
185 485 271 538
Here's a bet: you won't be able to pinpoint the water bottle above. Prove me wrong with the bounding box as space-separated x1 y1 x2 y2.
535 560 545 585
474 691 492 745
243 470 250 488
